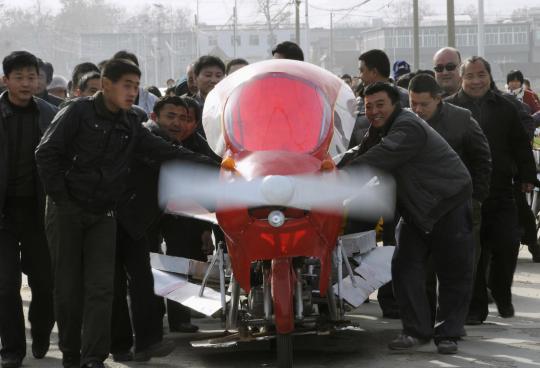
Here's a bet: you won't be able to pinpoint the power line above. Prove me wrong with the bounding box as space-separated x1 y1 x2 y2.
308 0 372 13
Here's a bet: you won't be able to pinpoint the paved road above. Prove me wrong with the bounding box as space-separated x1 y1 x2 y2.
20 248 540 367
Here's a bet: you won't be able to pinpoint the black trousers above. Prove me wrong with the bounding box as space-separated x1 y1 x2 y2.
111 223 164 353
0 197 54 361
45 198 116 367
392 201 474 342
160 215 209 327
426 199 482 325
514 185 537 245
468 198 520 321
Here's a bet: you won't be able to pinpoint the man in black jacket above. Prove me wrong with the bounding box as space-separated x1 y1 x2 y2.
339 82 474 354
35 59 64 107
35 58 216 368
0 51 57 368
409 73 492 326
446 56 536 323
111 96 220 363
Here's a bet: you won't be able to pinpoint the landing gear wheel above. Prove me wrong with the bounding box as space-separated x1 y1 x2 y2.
276 333 293 368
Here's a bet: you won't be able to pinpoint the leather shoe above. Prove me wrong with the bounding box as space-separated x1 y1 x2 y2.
81 361 105 368
388 334 428 350
437 339 458 354
528 243 540 262
112 351 133 362
134 339 176 362
498 303 515 318
32 339 50 359
1 357 22 368
465 315 484 325
170 322 199 333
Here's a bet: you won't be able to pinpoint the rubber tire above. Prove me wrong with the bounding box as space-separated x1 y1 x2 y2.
276 333 293 368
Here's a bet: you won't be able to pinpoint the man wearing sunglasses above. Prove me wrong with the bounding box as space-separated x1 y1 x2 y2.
433 47 462 97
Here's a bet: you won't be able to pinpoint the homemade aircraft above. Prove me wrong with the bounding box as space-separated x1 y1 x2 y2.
158 59 395 367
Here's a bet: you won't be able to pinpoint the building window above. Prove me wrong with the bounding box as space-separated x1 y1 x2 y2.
231 35 241 46
208 35 218 46
177 38 187 49
249 34 259 46
267 34 277 46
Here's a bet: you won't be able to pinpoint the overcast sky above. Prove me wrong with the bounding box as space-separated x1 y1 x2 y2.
14 0 536 28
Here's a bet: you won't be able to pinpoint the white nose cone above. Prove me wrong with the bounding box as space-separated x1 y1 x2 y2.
260 175 295 206
268 210 286 227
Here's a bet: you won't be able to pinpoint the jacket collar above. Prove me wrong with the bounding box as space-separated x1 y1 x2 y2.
93 92 130 127
378 105 403 136
144 120 178 143
455 88 497 104
0 91 39 119
427 102 445 125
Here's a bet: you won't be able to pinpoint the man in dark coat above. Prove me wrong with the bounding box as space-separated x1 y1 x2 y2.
111 95 220 363
35 58 217 368
0 51 57 368
339 82 474 354
446 56 537 323
408 73 492 326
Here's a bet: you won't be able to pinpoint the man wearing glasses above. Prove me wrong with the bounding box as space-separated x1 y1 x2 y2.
433 47 462 97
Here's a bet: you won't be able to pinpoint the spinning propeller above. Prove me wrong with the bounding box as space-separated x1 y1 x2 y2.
158 162 396 223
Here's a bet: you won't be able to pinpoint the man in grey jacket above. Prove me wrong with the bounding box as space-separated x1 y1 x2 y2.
339 82 474 355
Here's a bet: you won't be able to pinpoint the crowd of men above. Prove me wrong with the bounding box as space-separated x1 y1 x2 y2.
0 38 539 368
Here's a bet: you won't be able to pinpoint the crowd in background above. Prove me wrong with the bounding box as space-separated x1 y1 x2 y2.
1 38 540 368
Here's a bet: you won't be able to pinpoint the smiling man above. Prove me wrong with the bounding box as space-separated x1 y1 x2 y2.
446 56 537 324
35 58 217 368
339 82 474 355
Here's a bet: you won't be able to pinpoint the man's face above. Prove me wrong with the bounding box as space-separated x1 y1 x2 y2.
186 66 198 95
195 65 224 98
410 91 441 121
462 61 491 99
358 60 377 86
342 76 352 87
507 79 522 91
102 73 139 111
154 104 197 142
3 66 39 106
364 91 396 129
36 67 48 94
80 78 102 97
433 50 461 95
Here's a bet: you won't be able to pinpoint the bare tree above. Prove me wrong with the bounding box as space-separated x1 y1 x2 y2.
386 1 433 26
257 0 292 48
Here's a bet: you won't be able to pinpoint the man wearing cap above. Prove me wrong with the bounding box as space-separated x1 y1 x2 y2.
47 75 68 100
393 60 411 83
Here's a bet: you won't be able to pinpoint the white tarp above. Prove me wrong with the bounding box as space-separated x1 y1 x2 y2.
152 268 229 317
334 246 395 307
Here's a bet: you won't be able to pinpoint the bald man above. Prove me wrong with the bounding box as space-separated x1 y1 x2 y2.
433 47 462 97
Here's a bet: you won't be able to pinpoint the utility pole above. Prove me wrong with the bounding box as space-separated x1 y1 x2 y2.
295 0 301 45
305 0 310 62
195 0 200 58
329 12 334 72
413 0 420 70
477 0 485 56
233 0 238 58
447 0 455 47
